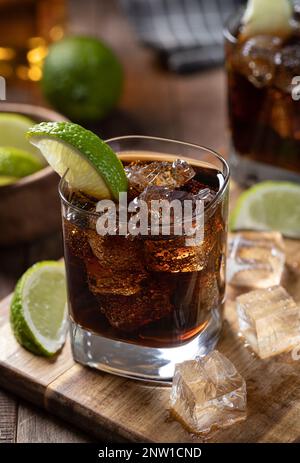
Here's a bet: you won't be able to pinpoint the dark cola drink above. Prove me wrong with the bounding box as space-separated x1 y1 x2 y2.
60 140 229 381
225 5 300 185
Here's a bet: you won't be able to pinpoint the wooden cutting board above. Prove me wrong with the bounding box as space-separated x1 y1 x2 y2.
1 185 300 442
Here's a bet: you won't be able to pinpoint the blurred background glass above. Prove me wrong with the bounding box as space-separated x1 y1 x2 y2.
225 1 300 185
0 0 66 84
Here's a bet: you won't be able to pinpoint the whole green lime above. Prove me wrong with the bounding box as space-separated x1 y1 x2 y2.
41 36 123 121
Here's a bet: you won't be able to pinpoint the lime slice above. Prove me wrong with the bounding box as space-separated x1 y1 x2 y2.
0 175 18 186
0 113 46 165
10 261 68 357
27 121 128 200
242 0 292 39
0 146 43 178
230 181 300 238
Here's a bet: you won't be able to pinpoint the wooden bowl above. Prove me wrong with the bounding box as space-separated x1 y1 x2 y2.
0 103 68 246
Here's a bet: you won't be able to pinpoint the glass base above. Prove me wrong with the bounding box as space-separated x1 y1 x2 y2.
230 148 300 187
70 309 222 383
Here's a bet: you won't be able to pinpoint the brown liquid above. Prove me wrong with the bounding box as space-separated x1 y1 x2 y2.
226 20 300 174
62 155 227 348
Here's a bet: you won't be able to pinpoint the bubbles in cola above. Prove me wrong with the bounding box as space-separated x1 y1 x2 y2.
86 232 147 295
99 278 174 332
235 36 282 88
274 43 300 92
63 220 92 259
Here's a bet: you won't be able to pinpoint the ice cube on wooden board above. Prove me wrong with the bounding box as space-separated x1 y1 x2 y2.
227 231 285 288
236 286 300 359
170 351 247 434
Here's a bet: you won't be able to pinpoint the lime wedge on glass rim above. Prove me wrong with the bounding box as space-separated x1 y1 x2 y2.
0 113 46 164
27 121 128 200
10 261 68 356
230 181 300 238
241 0 292 39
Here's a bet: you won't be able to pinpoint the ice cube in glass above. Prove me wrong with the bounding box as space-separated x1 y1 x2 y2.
125 159 195 193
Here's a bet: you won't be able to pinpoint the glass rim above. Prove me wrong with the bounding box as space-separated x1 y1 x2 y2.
58 135 230 218
223 5 245 45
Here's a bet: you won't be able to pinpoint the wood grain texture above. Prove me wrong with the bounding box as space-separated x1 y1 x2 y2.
0 390 17 443
17 403 92 443
0 292 73 407
0 324 74 406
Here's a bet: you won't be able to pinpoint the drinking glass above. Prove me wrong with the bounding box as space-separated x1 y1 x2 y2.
59 136 229 381
225 4 300 185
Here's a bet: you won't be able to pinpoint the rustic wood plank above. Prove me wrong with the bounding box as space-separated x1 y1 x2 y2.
0 320 74 407
0 390 17 443
0 295 12 328
17 403 92 443
46 365 175 443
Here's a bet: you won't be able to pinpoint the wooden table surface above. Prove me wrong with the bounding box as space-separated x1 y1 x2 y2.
0 0 227 443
